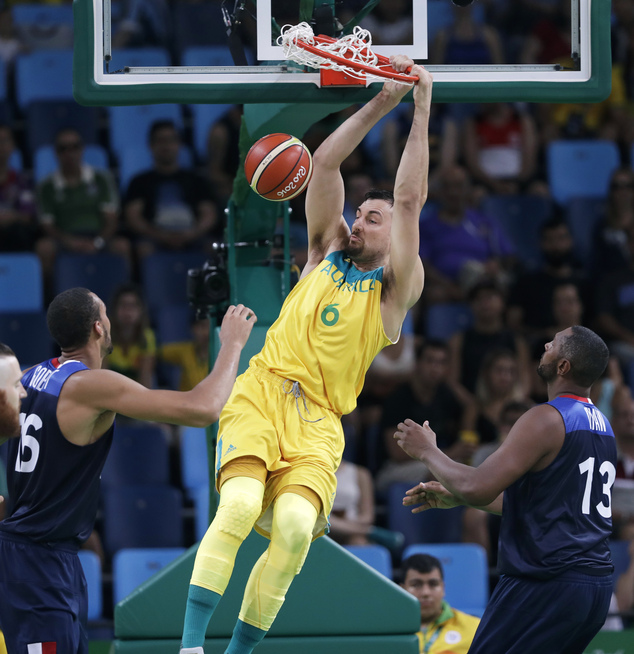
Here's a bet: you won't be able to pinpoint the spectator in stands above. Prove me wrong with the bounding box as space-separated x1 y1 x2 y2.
35 128 130 283
507 216 590 338
112 0 172 49
611 393 634 541
376 339 476 493
448 280 531 397
159 315 210 392
400 553 480 654
0 124 35 252
103 283 156 388
593 168 634 275
360 0 412 46
418 165 515 304
206 105 242 209
615 536 634 626
463 103 546 200
124 120 220 259
462 399 532 567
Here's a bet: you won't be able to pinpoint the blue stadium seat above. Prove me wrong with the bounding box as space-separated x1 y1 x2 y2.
180 426 211 497
12 4 74 27
387 482 464 549
101 485 184 554
77 550 103 620
0 253 43 312
565 197 607 268
141 252 206 317
109 104 184 161
481 194 554 270
54 253 131 306
192 484 212 542
424 303 472 341
0 311 55 367
155 304 192 344
34 144 109 184
112 547 186 605
610 539 631 589
189 103 234 161
547 140 621 206
101 424 170 489
118 144 194 193
9 149 23 171
26 101 100 155
343 544 393 578
402 543 489 617
108 47 171 71
15 50 74 110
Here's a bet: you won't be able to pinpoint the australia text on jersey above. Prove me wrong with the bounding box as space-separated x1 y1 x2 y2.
321 261 378 293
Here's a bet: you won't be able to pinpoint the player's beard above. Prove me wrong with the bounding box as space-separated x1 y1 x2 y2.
537 359 557 383
104 325 114 356
0 389 20 439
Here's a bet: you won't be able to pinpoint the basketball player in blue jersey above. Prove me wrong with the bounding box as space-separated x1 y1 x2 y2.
0 288 256 654
179 58 432 654
396 325 616 654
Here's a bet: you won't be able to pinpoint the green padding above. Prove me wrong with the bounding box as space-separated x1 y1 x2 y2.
231 267 284 325
113 635 420 654
213 325 268 376
114 533 419 638
584 629 634 653
73 0 612 105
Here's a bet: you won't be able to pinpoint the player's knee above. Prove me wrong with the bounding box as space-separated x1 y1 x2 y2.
215 490 262 541
273 495 317 569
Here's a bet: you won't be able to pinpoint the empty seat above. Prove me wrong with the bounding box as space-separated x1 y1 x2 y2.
481 194 554 270
77 549 103 620
101 484 184 554
34 144 109 184
402 543 489 617
112 547 186 605
109 104 183 161
424 303 472 341
343 544 392 578
180 426 211 496
54 253 131 306
0 311 55 367
101 424 170 489
26 101 100 155
0 253 43 312
547 140 621 206
15 50 74 110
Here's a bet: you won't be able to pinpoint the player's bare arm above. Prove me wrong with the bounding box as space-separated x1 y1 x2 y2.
381 64 432 339
403 480 505 516
57 305 256 445
394 403 565 506
303 61 413 275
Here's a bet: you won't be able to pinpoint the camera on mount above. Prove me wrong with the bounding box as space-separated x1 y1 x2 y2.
187 245 230 317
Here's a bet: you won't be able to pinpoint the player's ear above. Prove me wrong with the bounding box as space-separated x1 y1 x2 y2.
94 321 104 338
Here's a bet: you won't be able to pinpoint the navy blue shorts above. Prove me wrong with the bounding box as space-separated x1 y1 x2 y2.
0 532 88 654
468 570 613 654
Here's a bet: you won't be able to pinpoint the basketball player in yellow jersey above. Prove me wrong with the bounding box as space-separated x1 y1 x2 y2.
180 57 433 654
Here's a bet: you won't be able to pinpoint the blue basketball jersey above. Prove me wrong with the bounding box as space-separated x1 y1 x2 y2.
498 394 616 579
0 358 113 546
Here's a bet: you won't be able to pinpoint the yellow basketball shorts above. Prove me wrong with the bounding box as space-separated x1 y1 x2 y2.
216 365 344 540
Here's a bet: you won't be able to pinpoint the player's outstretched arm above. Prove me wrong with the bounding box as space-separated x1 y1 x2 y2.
383 64 432 336
305 66 413 264
69 305 256 428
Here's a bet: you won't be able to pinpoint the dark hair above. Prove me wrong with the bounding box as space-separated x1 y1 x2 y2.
539 215 569 238
47 288 100 350
416 338 449 359
559 325 609 388
500 399 533 424
0 342 16 358
401 554 444 581
109 282 149 348
149 119 179 144
54 127 82 145
364 189 394 207
467 278 504 303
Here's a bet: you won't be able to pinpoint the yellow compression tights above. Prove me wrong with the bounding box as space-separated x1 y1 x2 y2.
190 476 265 594
239 492 318 631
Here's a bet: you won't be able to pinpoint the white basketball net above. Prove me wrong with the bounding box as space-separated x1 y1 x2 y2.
277 22 411 85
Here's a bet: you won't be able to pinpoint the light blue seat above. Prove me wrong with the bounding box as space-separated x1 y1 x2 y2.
112 547 186 605
77 550 102 620
180 426 211 496
34 144 109 183
343 544 392 579
118 144 193 192
0 311 54 367
425 303 472 341
15 49 74 109
0 253 43 312
109 104 184 161
12 4 74 27
547 139 620 206
402 543 489 617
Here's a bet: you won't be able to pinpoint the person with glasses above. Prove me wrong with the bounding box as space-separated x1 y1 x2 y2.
34 128 131 294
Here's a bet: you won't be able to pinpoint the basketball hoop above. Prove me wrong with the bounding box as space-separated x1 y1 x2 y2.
277 23 417 86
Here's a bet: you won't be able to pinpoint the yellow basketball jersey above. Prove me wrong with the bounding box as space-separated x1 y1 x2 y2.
251 251 392 415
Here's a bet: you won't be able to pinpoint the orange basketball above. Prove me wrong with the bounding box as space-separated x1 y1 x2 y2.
244 133 313 201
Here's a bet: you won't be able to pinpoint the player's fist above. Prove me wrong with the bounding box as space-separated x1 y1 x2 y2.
219 304 257 349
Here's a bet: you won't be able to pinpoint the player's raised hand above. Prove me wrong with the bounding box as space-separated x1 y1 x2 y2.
410 64 433 110
403 481 462 514
394 418 437 460
382 54 416 101
219 304 257 349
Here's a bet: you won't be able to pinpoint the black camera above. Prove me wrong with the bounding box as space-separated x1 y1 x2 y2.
187 249 230 315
